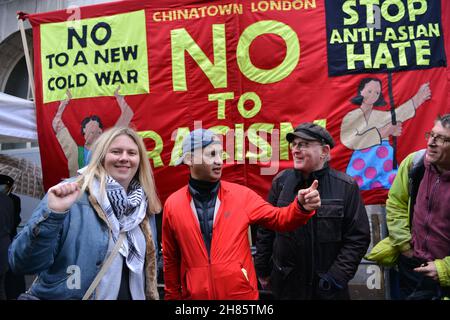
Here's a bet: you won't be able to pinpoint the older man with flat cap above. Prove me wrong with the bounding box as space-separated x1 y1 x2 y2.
255 122 370 300
162 128 321 300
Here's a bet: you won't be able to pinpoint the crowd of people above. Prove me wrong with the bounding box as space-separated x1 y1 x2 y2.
2 113 449 300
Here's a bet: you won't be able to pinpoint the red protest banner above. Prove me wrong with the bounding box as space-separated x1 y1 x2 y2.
25 0 450 205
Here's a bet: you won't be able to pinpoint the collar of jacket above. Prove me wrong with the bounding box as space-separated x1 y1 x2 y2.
184 180 231 200
188 177 220 200
294 162 330 185
87 189 111 228
424 158 450 181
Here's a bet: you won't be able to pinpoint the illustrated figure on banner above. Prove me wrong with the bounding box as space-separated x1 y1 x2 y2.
52 86 134 176
340 78 431 190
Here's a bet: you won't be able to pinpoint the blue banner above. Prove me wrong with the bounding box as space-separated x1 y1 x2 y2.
325 0 446 76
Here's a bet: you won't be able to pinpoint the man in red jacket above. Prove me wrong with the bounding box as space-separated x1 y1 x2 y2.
162 128 320 300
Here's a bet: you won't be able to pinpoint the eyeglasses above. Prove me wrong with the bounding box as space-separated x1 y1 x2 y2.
290 141 323 150
425 132 450 146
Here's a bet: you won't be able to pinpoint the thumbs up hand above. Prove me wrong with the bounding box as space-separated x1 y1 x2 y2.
297 180 321 212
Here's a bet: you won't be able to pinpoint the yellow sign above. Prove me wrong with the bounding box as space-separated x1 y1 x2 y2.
40 10 149 103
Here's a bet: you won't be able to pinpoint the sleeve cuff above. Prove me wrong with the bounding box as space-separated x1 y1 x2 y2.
435 259 450 287
47 205 69 215
297 199 313 214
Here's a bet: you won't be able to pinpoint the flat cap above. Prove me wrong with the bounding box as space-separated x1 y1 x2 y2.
286 122 335 148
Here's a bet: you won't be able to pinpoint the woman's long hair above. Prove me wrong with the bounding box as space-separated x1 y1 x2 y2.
77 126 162 214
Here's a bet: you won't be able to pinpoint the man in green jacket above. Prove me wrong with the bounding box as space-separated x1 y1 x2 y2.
368 114 450 299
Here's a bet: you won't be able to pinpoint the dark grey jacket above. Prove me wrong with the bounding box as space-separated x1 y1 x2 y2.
0 192 14 273
255 164 370 299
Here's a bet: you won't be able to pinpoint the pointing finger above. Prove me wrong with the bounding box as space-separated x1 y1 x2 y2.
309 180 319 191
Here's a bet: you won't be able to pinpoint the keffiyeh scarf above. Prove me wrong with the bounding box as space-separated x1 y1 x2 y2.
91 176 148 299
104 176 147 270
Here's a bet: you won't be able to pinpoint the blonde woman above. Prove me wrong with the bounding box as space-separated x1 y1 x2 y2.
9 127 161 300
